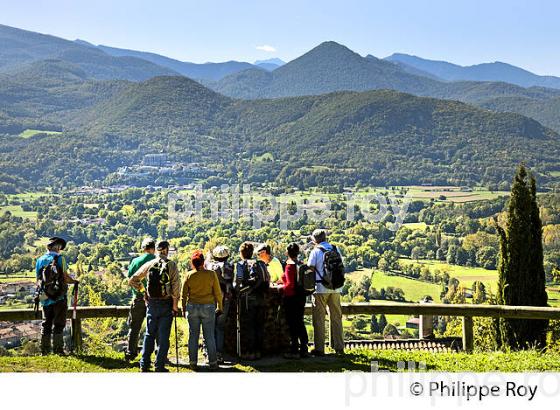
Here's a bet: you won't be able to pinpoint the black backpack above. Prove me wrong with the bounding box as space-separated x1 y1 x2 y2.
295 262 316 296
318 245 345 290
237 260 270 293
212 261 234 294
147 259 170 298
40 255 67 299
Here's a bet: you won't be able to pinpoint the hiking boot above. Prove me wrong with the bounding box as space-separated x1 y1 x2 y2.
283 352 300 360
209 362 219 370
310 349 325 357
155 367 169 373
124 352 137 362
53 334 65 355
40 335 51 356
189 363 198 371
335 349 345 356
216 353 224 365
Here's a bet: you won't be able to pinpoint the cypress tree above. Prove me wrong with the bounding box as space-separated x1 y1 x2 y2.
495 165 548 349
378 314 388 333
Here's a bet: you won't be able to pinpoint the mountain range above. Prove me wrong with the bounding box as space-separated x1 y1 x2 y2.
385 53 560 89
1 23 560 192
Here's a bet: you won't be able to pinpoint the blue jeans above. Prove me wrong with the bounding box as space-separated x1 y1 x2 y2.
140 299 173 371
187 303 216 365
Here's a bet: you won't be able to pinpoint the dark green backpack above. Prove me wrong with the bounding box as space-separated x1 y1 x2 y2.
147 259 170 298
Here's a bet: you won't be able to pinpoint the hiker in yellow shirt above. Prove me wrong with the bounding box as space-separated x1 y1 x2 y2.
256 243 284 282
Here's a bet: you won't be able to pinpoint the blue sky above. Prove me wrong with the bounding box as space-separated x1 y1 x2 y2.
1 0 559 75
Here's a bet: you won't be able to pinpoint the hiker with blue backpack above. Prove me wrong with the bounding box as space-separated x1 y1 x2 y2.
307 229 345 356
277 242 310 359
129 240 181 372
35 237 79 355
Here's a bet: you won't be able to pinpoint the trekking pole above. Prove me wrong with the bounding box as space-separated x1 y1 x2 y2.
236 287 250 359
236 295 241 358
174 315 179 372
33 285 41 319
70 283 79 353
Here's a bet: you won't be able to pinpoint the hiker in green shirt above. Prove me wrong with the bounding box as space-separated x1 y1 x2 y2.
125 237 156 361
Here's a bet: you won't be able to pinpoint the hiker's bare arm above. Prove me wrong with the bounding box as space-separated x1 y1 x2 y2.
63 271 78 284
129 261 150 291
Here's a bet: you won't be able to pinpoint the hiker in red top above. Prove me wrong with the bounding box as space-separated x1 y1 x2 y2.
278 242 309 359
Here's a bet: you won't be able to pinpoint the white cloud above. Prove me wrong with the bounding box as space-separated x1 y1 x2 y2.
256 45 276 53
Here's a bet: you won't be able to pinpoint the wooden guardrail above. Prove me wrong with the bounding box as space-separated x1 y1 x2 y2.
1 302 559 353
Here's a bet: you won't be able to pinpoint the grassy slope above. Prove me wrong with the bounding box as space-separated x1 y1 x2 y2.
0 205 38 220
398 259 498 289
2 349 560 372
19 129 62 139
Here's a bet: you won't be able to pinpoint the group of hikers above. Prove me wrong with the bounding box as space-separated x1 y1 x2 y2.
34 229 346 372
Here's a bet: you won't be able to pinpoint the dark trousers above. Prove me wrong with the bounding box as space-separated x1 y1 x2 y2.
283 294 308 353
215 297 231 355
126 296 147 357
41 299 67 336
240 295 264 354
140 298 173 371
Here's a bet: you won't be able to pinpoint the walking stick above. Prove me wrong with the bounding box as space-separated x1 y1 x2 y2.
174 315 179 372
236 287 250 358
70 283 79 353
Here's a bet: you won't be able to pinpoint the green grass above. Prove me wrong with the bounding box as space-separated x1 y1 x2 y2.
19 129 62 139
2 349 560 372
547 287 560 307
0 205 38 220
402 222 428 231
550 171 560 178
368 270 442 302
346 269 442 326
381 185 509 203
399 259 498 289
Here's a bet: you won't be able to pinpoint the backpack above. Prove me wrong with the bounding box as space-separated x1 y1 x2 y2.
212 261 234 294
317 245 345 290
40 255 66 299
237 260 270 293
146 259 170 298
294 262 315 295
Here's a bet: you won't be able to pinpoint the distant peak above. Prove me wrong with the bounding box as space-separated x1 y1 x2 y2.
74 39 96 48
254 58 285 66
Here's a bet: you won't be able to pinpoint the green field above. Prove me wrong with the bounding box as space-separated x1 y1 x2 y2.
0 205 38 220
348 269 441 301
347 269 442 326
402 222 428 231
399 259 498 289
18 129 62 139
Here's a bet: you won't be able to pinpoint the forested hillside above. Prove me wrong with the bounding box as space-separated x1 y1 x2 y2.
1 72 559 191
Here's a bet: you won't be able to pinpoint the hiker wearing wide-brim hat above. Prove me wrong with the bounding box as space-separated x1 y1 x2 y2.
47 237 67 250
35 236 78 355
